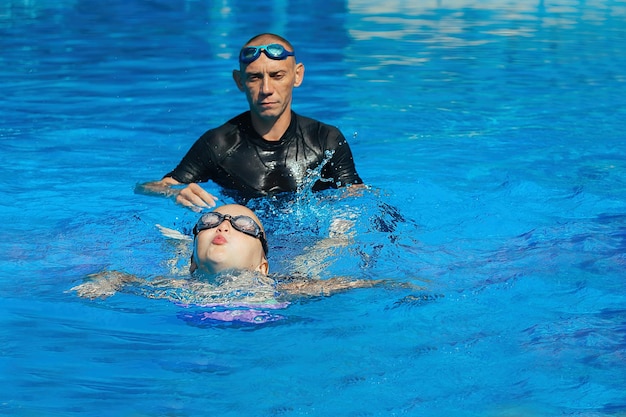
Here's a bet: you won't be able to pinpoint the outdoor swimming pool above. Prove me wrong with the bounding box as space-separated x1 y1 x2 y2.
1 0 625 415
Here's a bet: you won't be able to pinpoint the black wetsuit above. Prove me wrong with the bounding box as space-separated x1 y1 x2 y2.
166 111 362 199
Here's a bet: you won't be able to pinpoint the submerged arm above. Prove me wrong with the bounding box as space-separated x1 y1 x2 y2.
276 274 422 298
276 276 384 297
71 270 143 299
70 270 187 300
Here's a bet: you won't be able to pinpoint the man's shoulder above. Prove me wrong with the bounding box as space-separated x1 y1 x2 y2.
293 112 341 135
293 112 329 127
203 111 249 135
197 112 250 144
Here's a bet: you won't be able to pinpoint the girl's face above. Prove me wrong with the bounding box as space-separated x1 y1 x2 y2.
193 205 268 275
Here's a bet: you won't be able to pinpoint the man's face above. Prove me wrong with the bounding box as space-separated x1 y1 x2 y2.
234 42 304 121
193 205 268 275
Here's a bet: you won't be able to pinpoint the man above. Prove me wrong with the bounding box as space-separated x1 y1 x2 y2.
137 33 363 210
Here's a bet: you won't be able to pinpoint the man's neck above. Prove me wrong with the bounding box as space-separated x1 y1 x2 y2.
251 111 292 141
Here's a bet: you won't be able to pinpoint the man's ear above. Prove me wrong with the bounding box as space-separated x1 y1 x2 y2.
294 63 305 87
232 69 245 91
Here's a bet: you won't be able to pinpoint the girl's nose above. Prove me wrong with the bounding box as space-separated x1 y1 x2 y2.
216 219 231 232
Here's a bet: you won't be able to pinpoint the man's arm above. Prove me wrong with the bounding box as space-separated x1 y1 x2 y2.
136 176 182 199
135 177 218 211
314 125 364 191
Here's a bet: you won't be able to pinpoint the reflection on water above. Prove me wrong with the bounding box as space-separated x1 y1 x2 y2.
343 0 625 84
0 1 74 27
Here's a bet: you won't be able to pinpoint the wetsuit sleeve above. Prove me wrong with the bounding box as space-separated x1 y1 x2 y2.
164 132 215 184
320 130 363 188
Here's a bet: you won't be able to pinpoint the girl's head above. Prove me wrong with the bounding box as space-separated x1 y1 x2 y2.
191 204 268 275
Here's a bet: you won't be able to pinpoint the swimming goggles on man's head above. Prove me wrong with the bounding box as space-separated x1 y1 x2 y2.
239 43 295 64
193 212 268 255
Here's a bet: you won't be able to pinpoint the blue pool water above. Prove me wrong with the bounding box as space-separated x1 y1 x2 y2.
2 0 626 416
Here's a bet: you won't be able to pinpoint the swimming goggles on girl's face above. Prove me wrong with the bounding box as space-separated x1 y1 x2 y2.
238 43 295 64
193 212 268 255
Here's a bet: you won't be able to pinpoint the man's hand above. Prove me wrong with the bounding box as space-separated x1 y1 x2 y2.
175 183 218 212
341 183 367 198
136 178 218 211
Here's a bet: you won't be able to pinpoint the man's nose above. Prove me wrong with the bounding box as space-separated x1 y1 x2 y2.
260 76 274 94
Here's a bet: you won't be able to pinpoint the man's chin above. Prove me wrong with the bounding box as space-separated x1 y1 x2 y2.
254 106 283 119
